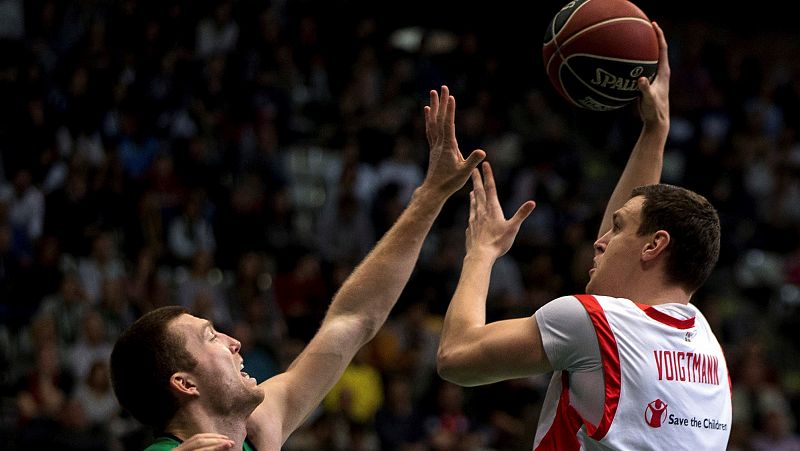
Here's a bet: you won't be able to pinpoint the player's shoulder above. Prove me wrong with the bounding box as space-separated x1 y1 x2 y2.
536 294 640 323
536 295 592 323
560 294 634 308
542 294 586 309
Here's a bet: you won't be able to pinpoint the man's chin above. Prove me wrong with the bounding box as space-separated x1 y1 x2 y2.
244 387 266 416
585 280 609 297
253 385 266 402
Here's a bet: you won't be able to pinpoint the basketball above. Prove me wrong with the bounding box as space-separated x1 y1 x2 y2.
542 0 658 111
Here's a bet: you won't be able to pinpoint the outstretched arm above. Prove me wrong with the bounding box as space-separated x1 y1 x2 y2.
250 86 485 447
437 162 543 387
598 22 671 238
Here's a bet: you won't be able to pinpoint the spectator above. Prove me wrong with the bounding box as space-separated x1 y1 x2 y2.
77 230 126 305
166 188 216 265
126 246 165 315
750 409 800 451
323 346 384 425
375 135 424 206
27 234 67 310
15 341 73 431
124 190 167 261
0 221 27 328
36 271 89 348
371 302 441 399
195 0 239 60
72 360 121 428
42 165 95 257
0 168 45 256
117 113 160 183
96 276 135 339
272 248 327 341
145 152 187 223
316 190 375 265
174 249 232 331
65 309 113 383
225 251 289 361
732 341 796 446
374 377 426 451
424 382 474 451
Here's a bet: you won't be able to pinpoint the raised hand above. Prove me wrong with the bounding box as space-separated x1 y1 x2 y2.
599 21 669 240
467 162 536 259
637 21 670 127
423 85 486 197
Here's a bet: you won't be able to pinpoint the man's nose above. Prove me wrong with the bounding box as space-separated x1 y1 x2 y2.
594 236 607 254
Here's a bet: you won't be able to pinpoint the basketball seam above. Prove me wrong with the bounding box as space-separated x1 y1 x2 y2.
546 17 653 72
545 0 593 46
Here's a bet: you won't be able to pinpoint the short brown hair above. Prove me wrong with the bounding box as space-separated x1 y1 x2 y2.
631 184 720 293
110 306 198 429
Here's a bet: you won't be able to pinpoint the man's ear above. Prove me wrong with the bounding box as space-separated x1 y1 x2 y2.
170 372 199 397
642 230 670 262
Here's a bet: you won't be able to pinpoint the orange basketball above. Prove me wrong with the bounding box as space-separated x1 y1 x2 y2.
543 0 658 111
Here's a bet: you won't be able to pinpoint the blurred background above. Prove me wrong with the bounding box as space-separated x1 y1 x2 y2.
0 0 799 450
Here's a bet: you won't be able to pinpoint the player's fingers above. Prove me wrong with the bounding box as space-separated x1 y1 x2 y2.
429 89 439 117
445 95 456 141
196 444 234 451
424 105 432 143
185 434 232 441
176 435 234 450
652 22 670 78
471 167 486 206
638 76 653 98
469 190 477 223
481 162 498 204
463 149 486 171
510 201 537 229
437 85 449 127
470 168 482 192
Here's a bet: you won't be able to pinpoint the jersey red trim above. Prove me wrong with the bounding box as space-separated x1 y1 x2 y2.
575 294 621 441
534 372 583 451
634 303 696 329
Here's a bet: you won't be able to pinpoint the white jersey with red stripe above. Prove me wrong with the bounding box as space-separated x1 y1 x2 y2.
533 294 732 450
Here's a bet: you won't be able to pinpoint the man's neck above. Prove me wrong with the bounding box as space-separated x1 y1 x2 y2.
626 281 691 307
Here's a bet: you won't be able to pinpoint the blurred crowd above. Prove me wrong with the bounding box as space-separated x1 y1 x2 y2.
0 0 799 450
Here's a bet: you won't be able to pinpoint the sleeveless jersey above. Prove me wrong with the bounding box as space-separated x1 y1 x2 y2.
145 433 258 451
534 295 732 450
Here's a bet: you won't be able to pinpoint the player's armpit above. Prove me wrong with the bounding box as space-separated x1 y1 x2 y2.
248 314 366 447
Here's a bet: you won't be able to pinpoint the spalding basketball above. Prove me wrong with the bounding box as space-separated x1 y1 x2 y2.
543 0 658 111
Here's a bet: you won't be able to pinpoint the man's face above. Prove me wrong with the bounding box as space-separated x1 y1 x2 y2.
586 196 651 297
170 314 264 416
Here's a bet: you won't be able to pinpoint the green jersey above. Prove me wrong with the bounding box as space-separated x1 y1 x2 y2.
144 434 258 451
